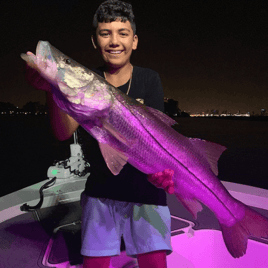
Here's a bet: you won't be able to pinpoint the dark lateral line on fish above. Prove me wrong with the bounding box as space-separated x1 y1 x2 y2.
117 96 237 221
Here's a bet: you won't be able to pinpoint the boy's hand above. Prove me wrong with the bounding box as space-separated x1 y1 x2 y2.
22 52 52 92
148 169 175 195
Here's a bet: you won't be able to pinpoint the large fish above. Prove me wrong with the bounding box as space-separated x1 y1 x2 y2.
21 41 268 258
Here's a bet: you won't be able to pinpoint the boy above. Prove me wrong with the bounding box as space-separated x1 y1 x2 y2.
79 1 173 267
24 1 173 267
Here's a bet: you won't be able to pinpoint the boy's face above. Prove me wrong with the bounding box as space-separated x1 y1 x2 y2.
92 19 138 68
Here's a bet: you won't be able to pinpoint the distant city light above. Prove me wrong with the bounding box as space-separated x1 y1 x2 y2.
190 113 250 117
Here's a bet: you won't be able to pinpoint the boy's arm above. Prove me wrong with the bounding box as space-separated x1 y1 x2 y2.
25 63 79 141
46 91 79 141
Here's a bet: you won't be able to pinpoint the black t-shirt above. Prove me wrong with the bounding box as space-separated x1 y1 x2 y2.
77 66 167 206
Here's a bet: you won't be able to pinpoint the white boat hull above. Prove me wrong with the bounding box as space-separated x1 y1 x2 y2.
1 179 268 268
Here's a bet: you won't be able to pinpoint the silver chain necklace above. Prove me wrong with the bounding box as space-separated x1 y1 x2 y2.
103 65 133 96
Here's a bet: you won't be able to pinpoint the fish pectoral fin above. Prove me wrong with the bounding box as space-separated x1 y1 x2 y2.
102 120 136 147
189 138 227 176
99 142 128 175
175 194 203 220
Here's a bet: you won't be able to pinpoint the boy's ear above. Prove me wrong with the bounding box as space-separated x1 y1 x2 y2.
132 35 138 50
91 35 97 49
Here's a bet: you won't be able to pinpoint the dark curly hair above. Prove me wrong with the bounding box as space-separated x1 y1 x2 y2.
92 0 136 35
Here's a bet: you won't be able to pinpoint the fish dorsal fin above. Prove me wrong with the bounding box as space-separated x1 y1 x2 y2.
189 138 227 176
98 142 128 175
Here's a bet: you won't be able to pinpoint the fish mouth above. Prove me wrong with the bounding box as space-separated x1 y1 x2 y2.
36 40 48 57
36 41 42 55
36 41 54 63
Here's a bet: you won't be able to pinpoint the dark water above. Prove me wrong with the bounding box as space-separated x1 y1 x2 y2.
0 116 268 198
175 117 268 191
0 115 74 198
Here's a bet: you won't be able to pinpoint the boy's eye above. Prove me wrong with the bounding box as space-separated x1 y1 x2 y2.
100 33 109 36
99 32 128 37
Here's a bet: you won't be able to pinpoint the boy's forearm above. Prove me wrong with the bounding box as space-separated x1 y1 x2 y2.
46 91 79 141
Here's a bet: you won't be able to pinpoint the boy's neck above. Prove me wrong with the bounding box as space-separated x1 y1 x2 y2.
103 63 133 88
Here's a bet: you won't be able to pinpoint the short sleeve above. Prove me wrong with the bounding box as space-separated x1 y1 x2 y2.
144 72 165 113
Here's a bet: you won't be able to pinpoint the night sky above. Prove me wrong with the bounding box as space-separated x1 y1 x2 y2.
1 0 267 114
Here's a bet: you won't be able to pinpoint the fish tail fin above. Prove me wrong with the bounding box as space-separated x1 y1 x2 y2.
220 205 268 258
220 222 249 258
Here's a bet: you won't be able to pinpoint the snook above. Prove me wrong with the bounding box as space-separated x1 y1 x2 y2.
21 41 268 258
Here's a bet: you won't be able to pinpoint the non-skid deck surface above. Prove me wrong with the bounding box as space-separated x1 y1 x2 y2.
1 194 268 267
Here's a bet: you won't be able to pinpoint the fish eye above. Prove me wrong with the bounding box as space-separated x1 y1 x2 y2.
65 58 71 64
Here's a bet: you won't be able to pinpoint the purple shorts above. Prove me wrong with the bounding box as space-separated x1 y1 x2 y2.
80 192 173 258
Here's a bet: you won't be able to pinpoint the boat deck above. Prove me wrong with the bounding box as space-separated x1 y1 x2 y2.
1 179 268 267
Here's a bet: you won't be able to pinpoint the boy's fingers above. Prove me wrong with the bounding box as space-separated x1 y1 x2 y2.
148 176 174 194
24 62 52 92
147 169 175 194
163 180 174 190
160 179 174 194
167 186 175 195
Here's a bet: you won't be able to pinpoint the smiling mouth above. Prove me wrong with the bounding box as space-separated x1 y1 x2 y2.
107 50 123 54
